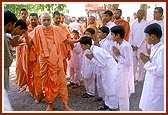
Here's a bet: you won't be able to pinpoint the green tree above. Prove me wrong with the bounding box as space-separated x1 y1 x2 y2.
4 4 69 18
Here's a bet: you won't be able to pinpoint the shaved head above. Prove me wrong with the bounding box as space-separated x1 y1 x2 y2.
40 13 51 28
40 12 51 19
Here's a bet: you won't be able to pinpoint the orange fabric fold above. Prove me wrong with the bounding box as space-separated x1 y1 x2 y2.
114 19 130 41
29 25 68 103
15 36 28 88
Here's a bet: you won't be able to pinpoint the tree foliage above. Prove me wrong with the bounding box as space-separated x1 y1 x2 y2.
4 3 69 18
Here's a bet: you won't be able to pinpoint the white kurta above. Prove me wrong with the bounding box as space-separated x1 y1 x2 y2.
129 19 148 57
69 43 82 69
90 45 118 96
69 42 82 84
98 36 116 98
99 37 115 57
129 19 148 81
81 49 96 96
105 21 116 40
81 49 94 79
139 42 164 111
114 40 135 98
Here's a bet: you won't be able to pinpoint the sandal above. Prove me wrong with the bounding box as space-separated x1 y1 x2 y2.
81 93 94 98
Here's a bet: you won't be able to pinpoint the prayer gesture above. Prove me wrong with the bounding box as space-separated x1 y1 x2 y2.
85 53 94 60
131 45 138 51
9 35 23 47
139 52 150 63
22 31 29 40
11 26 21 36
22 31 32 47
112 46 120 57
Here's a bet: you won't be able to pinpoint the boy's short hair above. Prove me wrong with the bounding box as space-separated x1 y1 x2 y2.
53 11 60 17
99 26 109 36
72 30 79 35
103 10 113 16
144 23 162 39
110 25 125 38
14 19 28 30
155 7 163 16
115 9 122 15
4 10 17 26
79 36 92 46
84 28 95 35
20 8 28 14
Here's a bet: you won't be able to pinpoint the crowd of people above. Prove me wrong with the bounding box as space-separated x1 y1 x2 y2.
3 6 164 111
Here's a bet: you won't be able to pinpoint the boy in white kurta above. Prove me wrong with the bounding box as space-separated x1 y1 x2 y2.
79 36 118 110
139 23 164 111
111 25 135 111
68 30 82 88
81 28 96 98
98 26 114 56
97 26 118 110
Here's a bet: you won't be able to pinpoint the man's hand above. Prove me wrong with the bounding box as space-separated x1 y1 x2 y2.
9 35 23 47
131 45 138 51
22 31 28 40
22 31 33 47
85 53 93 60
102 17 107 26
140 52 150 63
112 46 120 57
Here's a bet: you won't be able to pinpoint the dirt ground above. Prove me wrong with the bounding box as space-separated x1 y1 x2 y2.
7 60 143 112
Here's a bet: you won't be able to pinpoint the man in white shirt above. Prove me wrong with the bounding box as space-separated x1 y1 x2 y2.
129 9 148 83
150 7 164 44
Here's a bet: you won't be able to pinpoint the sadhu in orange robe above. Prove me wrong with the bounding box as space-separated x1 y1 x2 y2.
15 36 28 89
27 25 43 101
55 23 72 75
114 19 130 41
29 25 68 104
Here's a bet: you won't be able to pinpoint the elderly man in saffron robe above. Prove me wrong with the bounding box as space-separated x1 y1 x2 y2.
25 12 78 111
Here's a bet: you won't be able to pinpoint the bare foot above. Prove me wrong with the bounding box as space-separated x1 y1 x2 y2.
64 106 73 111
46 104 54 111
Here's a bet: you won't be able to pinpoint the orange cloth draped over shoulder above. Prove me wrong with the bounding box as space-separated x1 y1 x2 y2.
27 27 42 101
57 24 72 60
114 19 130 41
14 36 28 88
29 25 68 103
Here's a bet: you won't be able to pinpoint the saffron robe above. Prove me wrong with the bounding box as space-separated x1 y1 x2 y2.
29 25 68 103
114 19 130 41
15 36 28 88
